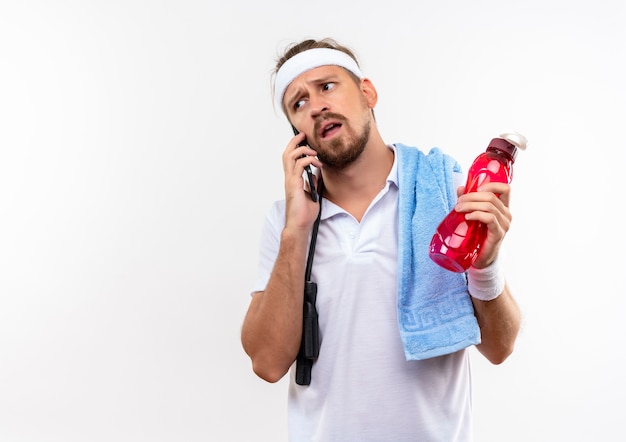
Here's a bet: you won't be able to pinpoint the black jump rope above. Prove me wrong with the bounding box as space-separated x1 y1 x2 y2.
295 180 324 386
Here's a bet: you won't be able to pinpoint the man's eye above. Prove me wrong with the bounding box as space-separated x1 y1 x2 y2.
294 99 306 110
323 82 335 91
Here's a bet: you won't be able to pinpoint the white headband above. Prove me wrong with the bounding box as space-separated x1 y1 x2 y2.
273 47 364 111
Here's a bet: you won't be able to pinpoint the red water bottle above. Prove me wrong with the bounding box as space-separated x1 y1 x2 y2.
428 132 527 272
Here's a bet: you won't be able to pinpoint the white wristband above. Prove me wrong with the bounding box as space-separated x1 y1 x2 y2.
467 256 505 301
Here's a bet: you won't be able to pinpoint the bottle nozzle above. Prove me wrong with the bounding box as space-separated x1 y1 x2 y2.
499 131 527 151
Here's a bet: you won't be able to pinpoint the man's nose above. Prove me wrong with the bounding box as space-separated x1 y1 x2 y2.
309 93 329 117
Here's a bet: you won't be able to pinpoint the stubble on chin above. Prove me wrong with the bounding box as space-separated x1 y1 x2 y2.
315 119 371 170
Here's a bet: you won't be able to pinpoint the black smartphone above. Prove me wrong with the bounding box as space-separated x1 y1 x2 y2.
292 125 318 203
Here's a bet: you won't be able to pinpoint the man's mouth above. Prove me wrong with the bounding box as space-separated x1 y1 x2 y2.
320 122 342 139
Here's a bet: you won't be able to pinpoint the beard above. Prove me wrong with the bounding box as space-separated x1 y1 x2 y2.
311 112 371 170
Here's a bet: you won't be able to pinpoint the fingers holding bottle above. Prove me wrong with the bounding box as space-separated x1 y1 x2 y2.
456 183 512 268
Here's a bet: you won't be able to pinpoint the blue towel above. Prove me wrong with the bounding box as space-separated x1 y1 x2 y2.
394 143 481 360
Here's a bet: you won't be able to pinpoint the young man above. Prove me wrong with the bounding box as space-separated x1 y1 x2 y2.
241 38 521 441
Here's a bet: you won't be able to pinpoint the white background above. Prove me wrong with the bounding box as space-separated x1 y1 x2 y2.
1 1 625 441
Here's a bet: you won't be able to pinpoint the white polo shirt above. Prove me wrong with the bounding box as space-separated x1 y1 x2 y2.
252 145 472 442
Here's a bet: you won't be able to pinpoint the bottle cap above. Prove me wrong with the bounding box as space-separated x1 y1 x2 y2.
499 132 527 151
489 131 527 161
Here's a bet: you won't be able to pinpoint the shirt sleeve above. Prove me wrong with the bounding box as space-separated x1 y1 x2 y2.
250 200 286 295
453 170 465 190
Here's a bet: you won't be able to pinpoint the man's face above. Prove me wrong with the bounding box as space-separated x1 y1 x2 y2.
284 65 374 170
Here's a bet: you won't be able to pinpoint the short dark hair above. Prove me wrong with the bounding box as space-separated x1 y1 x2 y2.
274 38 361 73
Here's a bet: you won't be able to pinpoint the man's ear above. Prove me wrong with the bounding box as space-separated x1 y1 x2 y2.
360 78 378 109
